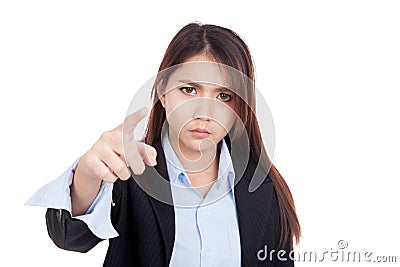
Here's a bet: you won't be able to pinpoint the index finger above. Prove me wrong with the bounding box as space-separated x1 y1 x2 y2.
123 106 148 140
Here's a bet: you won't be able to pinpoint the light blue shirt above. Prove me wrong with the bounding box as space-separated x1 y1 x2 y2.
163 131 241 267
26 131 241 266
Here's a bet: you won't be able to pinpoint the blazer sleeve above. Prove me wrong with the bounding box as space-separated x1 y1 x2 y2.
45 208 103 253
45 179 125 253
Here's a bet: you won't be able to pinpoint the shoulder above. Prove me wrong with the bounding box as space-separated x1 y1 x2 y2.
237 156 273 188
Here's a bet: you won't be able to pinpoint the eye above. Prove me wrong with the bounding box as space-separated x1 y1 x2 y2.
179 87 197 95
218 92 232 102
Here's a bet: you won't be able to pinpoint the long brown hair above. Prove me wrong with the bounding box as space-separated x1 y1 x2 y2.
144 22 300 249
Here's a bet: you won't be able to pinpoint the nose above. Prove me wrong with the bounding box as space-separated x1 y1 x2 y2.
192 98 214 121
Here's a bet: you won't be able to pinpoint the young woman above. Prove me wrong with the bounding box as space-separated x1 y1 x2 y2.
27 22 301 266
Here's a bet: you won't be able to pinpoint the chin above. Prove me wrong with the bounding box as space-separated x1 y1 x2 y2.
185 138 217 152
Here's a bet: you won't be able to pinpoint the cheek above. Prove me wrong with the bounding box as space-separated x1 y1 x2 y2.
164 96 193 134
164 93 180 119
215 117 235 139
213 105 236 134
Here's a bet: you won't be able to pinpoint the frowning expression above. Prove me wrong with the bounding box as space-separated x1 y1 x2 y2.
159 56 237 158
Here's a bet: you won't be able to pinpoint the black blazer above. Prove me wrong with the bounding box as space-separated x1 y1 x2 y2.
45 137 294 267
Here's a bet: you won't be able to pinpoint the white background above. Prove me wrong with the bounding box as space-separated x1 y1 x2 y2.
1 0 399 266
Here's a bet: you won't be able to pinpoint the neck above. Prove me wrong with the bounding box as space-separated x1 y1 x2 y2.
168 130 221 187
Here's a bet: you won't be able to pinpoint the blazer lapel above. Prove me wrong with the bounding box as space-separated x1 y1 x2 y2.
139 138 176 265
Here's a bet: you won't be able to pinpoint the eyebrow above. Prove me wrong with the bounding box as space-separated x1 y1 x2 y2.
177 79 230 92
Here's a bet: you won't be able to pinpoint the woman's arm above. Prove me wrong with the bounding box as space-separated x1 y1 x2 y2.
45 208 103 253
70 107 156 216
43 107 157 252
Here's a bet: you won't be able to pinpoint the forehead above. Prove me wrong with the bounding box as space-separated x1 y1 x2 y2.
166 61 232 92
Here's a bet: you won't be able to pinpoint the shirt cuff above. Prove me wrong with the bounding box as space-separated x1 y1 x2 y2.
25 158 119 239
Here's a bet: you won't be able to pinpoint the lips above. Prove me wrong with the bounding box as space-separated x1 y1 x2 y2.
190 128 211 134
190 128 211 138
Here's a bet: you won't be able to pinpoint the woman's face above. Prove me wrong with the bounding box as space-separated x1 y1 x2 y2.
160 54 237 159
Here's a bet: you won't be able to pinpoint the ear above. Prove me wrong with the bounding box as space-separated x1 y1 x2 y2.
155 84 166 108
160 95 166 108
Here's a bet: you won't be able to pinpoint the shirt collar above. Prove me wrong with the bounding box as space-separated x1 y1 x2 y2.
161 130 186 185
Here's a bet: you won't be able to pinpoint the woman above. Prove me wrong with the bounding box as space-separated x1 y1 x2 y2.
27 22 301 266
